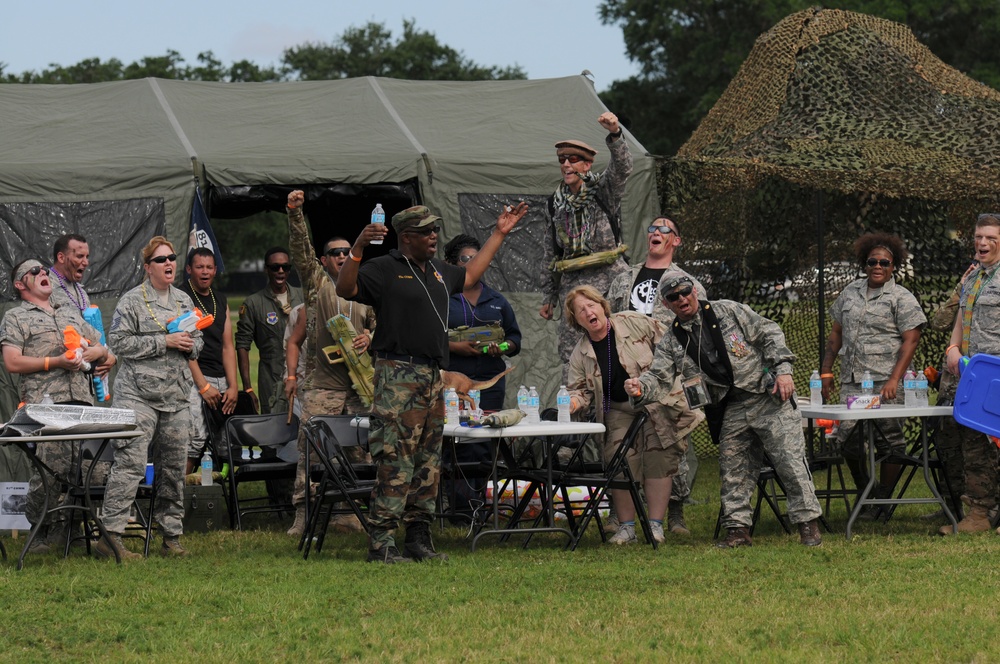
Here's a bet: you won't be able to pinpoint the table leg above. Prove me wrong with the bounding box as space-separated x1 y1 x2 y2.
921 420 957 533
16 442 50 570
845 422 878 540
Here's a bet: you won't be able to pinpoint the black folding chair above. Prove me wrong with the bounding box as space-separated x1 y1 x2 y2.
300 415 373 559
223 412 299 530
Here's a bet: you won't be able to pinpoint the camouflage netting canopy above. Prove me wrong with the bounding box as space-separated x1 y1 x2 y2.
660 8 1000 455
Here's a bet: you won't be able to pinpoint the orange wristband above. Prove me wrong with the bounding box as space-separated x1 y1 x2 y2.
199 383 211 395
44 357 49 371
820 373 834 378
348 251 362 263
245 388 254 394
946 344 960 355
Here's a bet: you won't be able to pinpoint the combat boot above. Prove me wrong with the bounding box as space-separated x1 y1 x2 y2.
25 526 51 554
94 533 142 561
715 526 752 548
667 500 690 535
366 545 413 564
404 522 449 561
286 506 306 537
940 502 991 535
797 519 822 547
160 536 190 557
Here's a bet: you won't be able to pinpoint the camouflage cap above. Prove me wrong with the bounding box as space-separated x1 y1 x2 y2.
14 259 45 282
555 139 597 162
658 268 694 296
391 205 442 233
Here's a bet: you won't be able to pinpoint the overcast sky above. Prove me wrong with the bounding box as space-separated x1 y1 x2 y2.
2 0 640 88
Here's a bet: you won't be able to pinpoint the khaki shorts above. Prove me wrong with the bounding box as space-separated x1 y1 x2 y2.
604 403 686 481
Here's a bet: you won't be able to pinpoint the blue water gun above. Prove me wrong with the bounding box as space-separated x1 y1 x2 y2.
82 305 110 401
166 308 214 334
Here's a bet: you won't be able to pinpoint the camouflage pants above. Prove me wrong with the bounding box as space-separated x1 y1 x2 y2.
292 388 365 507
958 422 999 509
25 440 77 528
186 375 229 459
102 398 190 537
933 369 965 501
670 441 696 502
718 394 821 529
367 359 443 551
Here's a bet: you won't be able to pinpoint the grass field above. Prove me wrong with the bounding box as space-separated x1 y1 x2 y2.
4 458 1000 662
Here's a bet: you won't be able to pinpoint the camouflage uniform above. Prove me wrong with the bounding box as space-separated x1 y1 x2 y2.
235 285 303 414
287 207 375 508
607 262 707 501
956 263 1000 509
568 312 702 482
541 136 631 368
0 299 100 526
829 278 927 457
103 282 203 537
635 300 822 529
928 286 965 501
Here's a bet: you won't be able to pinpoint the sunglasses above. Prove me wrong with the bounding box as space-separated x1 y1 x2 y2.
557 155 587 164
866 258 892 268
325 247 351 257
664 286 694 302
647 225 675 236
458 255 474 264
148 254 177 264
406 225 441 237
20 266 48 280
267 263 292 272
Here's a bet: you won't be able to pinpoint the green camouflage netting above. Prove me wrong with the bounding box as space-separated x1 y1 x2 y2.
661 8 1000 457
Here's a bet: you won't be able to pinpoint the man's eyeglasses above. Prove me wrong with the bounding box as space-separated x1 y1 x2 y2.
647 225 675 236
458 255 474 264
148 254 177 264
267 263 292 272
325 247 351 257
557 155 586 164
407 225 441 237
866 258 892 268
20 266 48 280
664 286 694 302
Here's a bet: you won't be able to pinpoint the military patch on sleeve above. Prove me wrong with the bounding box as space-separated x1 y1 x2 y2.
239 304 247 317
110 313 121 332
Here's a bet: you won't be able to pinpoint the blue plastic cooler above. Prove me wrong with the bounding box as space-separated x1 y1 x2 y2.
954 353 1000 438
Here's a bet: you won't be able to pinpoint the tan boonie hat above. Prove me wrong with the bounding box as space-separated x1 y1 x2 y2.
554 139 597 162
391 205 442 233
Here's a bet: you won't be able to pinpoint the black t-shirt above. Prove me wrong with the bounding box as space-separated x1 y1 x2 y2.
589 326 630 404
353 249 465 368
628 265 667 315
179 280 228 378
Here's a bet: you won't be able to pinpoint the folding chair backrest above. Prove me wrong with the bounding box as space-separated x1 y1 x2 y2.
225 413 300 464
310 415 370 484
203 391 258 461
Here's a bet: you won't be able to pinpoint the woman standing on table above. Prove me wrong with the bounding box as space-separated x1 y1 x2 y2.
820 232 926 515
564 285 702 545
443 234 521 519
100 236 204 560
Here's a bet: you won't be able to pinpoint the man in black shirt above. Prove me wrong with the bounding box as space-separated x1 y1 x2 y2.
180 247 238 475
338 202 527 564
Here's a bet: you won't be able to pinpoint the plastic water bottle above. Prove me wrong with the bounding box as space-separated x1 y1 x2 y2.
468 389 481 413
517 385 528 412
527 386 541 424
40 393 54 405
861 370 874 395
201 451 213 486
370 203 385 245
557 385 571 423
809 370 822 406
915 370 929 407
903 368 918 408
444 387 460 424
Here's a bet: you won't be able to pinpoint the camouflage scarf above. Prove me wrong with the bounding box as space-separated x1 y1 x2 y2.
551 170 603 259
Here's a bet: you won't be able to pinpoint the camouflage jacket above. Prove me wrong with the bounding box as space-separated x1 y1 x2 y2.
0 299 101 404
829 277 926 382
959 263 1000 356
109 282 203 412
287 207 375 391
540 135 632 308
636 300 796 406
568 311 703 438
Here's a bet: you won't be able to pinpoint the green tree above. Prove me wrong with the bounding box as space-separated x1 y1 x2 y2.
282 19 525 81
599 0 1000 156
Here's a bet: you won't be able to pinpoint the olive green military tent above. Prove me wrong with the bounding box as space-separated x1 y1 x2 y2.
0 74 660 414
